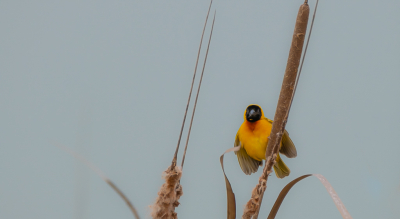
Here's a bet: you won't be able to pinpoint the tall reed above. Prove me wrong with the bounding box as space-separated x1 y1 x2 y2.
150 1 215 218
242 2 310 219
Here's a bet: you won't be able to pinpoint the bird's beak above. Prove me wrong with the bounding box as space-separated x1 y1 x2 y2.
247 109 260 121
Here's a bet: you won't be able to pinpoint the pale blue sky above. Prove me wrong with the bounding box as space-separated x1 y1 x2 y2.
1 0 400 219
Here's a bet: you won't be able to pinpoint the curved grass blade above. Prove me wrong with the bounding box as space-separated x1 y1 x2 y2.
267 174 311 219
55 143 140 219
267 174 352 219
220 146 240 219
313 174 353 219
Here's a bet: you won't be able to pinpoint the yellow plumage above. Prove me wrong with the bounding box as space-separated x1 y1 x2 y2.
234 104 297 178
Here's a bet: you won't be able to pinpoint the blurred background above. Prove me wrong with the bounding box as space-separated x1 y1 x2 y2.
1 0 399 218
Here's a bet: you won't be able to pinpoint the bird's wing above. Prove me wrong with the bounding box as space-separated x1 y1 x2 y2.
280 130 297 158
265 117 273 124
264 118 297 158
234 134 261 175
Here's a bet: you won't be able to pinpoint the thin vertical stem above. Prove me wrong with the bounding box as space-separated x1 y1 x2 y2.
181 11 216 168
171 0 213 169
288 0 319 117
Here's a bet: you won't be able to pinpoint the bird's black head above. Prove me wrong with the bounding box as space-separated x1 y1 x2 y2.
245 105 262 122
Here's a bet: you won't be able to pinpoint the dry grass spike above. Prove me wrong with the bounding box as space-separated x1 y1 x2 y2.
150 166 183 219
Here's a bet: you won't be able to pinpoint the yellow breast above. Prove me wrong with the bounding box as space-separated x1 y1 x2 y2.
238 118 272 161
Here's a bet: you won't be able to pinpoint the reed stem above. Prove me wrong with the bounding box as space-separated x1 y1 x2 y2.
242 2 310 219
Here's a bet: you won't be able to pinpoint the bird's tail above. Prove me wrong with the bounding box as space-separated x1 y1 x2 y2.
273 154 290 178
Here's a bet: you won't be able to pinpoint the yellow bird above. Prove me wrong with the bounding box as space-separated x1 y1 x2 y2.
234 104 297 178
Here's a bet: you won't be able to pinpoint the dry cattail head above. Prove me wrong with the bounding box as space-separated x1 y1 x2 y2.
151 166 183 219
